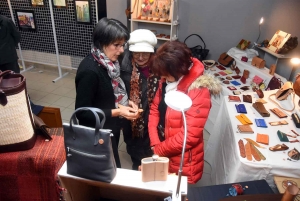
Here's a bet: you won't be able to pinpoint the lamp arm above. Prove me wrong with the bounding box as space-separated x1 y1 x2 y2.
256 24 261 43
175 110 188 198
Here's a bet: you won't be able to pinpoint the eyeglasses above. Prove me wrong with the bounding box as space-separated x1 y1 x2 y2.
132 52 151 58
113 42 127 50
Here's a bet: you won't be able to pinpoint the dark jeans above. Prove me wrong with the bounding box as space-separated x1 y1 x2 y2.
0 61 20 73
127 145 153 170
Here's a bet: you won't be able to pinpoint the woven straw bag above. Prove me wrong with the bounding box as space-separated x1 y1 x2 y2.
0 70 36 153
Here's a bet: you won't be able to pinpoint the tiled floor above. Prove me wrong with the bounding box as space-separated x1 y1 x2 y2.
22 66 212 187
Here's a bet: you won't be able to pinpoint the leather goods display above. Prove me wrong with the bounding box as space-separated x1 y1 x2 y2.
232 75 241 79
268 81 295 112
237 125 254 133
33 114 52 140
228 86 237 91
242 70 250 79
241 56 248 62
240 76 246 84
63 107 116 183
244 138 266 149
255 119 267 128
219 71 227 76
235 104 247 114
270 108 287 118
216 65 226 70
269 144 289 151
141 156 169 182
243 95 252 103
255 88 264 98
269 120 288 126
223 80 230 84
288 148 300 161
245 142 252 161
267 76 282 90
277 130 289 142
256 133 269 145
238 139 246 158
228 95 241 102
252 75 264 85
0 70 36 153
291 113 300 128
251 144 266 161
251 57 265 69
293 73 300 97
233 90 241 95
252 102 270 117
236 39 251 50
235 66 241 75
240 86 250 91
226 76 232 80
231 81 241 86
218 52 234 67
250 143 261 161
224 70 233 74
184 34 209 61
236 114 252 125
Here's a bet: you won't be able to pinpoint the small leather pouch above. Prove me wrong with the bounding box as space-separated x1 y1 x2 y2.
242 70 250 79
235 67 240 75
232 75 241 79
218 52 234 67
228 86 237 91
277 130 289 142
231 81 241 86
255 89 264 98
226 76 232 80
237 125 254 133
223 80 230 84
240 86 250 91
228 95 241 102
219 71 227 76
214 73 220 77
236 114 252 125
269 120 288 126
241 56 248 62
255 119 267 128
253 102 270 117
270 108 287 118
235 104 247 114
288 148 300 161
141 157 169 182
256 133 269 145
291 113 300 128
33 114 52 140
216 65 226 70
275 82 294 101
251 57 265 69
240 76 246 84
224 70 233 74
243 95 252 103
252 75 264 85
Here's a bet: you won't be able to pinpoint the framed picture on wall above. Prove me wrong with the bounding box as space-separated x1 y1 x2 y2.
15 9 37 32
74 0 92 24
52 0 67 8
30 0 44 7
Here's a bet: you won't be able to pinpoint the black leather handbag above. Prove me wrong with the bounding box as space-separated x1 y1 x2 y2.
184 34 209 61
63 107 116 183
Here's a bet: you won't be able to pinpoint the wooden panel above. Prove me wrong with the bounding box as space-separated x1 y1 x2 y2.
38 107 62 128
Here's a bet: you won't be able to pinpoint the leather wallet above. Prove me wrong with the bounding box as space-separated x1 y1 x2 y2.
291 113 300 128
270 108 287 118
233 90 241 95
277 130 289 142
223 80 230 84
235 104 247 114
216 65 226 70
224 70 233 74
33 114 52 140
232 75 241 79
228 95 241 102
243 95 252 103
236 114 252 125
252 75 264 85
269 120 288 126
242 70 250 79
240 76 246 84
256 133 269 145
231 80 241 86
255 119 267 128
255 89 264 98
235 67 240 75
219 71 227 76
226 76 232 80
252 102 270 117
214 73 220 77
228 86 237 91
237 125 254 134
238 139 246 158
240 86 250 91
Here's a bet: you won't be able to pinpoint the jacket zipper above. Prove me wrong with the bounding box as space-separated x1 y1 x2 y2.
67 147 106 159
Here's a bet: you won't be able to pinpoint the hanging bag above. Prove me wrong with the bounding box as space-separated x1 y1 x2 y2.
184 34 209 61
0 70 36 153
268 81 295 112
63 107 116 183
267 76 283 90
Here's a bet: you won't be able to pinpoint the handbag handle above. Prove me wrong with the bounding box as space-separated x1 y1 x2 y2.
268 92 296 112
184 34 206 49
69 107 107 145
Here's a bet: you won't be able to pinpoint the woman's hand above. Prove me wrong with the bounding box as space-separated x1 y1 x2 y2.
118 104 140 120
128 100 139 111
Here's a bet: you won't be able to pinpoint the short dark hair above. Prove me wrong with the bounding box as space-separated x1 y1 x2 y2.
92 17 129 49
150 41 192 80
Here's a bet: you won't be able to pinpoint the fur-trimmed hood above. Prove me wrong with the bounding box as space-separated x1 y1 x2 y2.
188 72 222 96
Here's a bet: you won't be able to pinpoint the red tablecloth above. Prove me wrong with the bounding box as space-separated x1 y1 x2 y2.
0 128 66 201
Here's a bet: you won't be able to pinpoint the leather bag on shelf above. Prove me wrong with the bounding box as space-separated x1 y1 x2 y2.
268 82 295 112
63 107 116 183
184 34 209 61
251 57 265 69
0 70 36 153
218 52 234 67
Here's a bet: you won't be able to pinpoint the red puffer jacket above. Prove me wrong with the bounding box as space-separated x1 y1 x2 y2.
148 58 221 184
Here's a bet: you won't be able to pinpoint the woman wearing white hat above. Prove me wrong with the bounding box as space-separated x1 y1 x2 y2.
120 29 160 170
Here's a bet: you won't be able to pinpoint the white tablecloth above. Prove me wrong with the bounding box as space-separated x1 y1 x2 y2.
205 90 300 188
204 47 287 134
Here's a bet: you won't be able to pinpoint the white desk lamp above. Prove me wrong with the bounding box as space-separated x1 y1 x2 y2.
252 17 264 48
164 91 192 201
289 58 300 81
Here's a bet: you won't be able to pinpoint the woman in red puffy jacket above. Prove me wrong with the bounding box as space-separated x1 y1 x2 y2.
148 41 221 184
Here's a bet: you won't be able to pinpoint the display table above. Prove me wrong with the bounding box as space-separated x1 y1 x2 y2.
0 128 66 201
188 179 275 201
204 47 287 134
58 162 188 201
205 90 300 188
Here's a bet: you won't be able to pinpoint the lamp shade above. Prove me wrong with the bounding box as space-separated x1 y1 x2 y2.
291 58 300 65
259 17 264 25
165 91 192 111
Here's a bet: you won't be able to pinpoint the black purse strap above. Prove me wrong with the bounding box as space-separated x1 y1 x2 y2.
184 34 206 49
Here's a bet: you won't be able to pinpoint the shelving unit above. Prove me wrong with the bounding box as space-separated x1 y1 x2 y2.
130 0 179 42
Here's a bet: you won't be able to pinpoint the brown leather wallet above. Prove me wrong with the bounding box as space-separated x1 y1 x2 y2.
228 95 241 102
253 102 270 117
243 95 252 103
240 76 246 84
242 70 250 79
270 108 287 118
255 89 264 98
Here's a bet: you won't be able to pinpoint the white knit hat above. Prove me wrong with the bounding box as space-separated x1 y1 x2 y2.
128 29 157 53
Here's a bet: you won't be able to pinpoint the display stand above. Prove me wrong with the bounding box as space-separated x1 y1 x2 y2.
130 0 179 42
58 162 188 201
